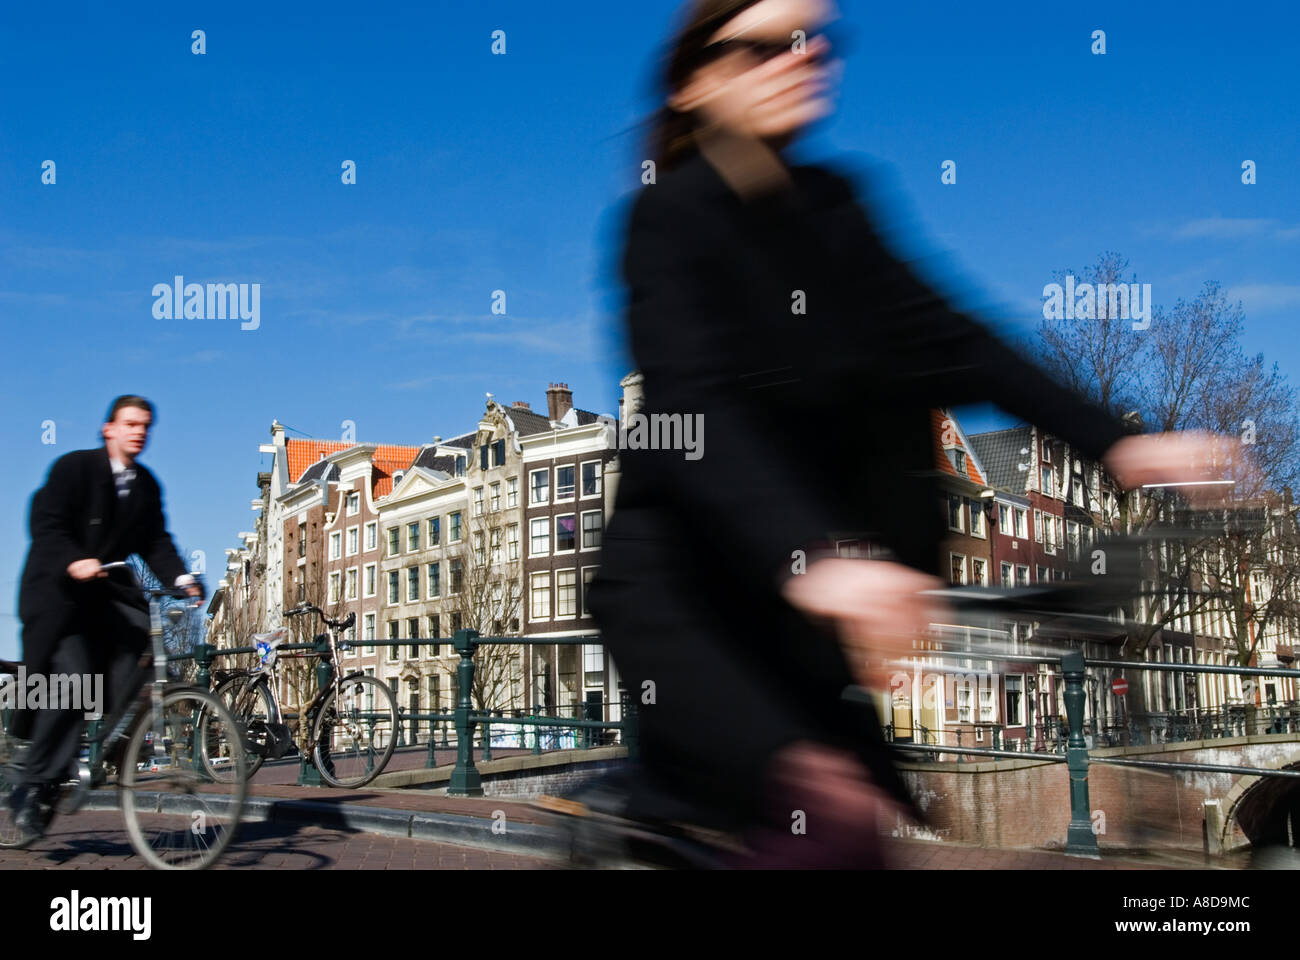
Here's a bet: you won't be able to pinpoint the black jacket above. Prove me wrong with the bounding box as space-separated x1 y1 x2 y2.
17 447 189 674
589 150 1128 830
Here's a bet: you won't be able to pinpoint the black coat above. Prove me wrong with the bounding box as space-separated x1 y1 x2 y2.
17 447 189 676
588 150 1128 831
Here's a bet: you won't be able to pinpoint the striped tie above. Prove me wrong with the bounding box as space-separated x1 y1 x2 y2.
116 467 135 499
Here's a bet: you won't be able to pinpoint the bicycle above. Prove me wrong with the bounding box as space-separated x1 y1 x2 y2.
208 602 400 788
0 561 248 869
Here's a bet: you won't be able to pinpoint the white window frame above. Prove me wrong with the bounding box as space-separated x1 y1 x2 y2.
530 517 550 557
554 513 577 554
580 460 603 500
346 525 359 557
328 570 341 603
529 468 549 506
507 476 519 508
555 568 577 620
346 492 360 516
555 464 576 502
330 532 342 560
346 566 358 601
580 510 602 551
507 523 520 561
407 521 421 553
364 521 377 551
949 553 967 586
530 572 551 621
364 612 376 654
364 562 377 598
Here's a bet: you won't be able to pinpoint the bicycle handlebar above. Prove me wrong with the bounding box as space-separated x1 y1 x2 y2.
97 560 205 602
285 603 355 631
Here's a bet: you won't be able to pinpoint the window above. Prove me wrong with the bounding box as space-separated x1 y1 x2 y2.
480 443 489 471
490 527 502 564
555 514 577 552
1013 508 1028 539
556 465 576 500
428 516 440 546
450 558 463 594
407 521 420 552
1066 521 1080 561
531 572 551 620
971 558 987 586
387 527 400 556
347 526 359 556
969 502 985 538
473 486 484 517
581 461 602 498
364 612 376 653
451 612 462 634
582 567 598 617
365 522 377 551
1000 562 1013 588
1041 465 1053 497
530 517 550 556
530 469 549 505
427 562 440 597
330 532 341 560
473 531 485 565
364 563 376 597
493 438 506 467
950 554 966 585
329 571 341 603
428 674 440 709
1036 565 1048 583
979 686 995 723
298 525 307 558
1016 565 1030 587
997 504 1010 531
346 492 360 515
387 620 400 661
1034 510 1044 543
387 570 399 605
957 683 972 723
507 523 520 561
581 511 602 550
407 618 420 657
346 567 358 600
1044 516 1057 554
556 569 577 618
948 449 966 475
490 482 501 512
584 645 605 686
507 476 519 508
947 494 964 532
449 512 462 542
427 614 441 657
1005 676 1023 725
407 566 419 602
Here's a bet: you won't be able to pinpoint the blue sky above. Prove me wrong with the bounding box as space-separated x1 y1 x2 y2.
2 0 1298 656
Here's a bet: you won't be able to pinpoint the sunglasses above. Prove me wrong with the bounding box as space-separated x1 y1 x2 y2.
698 23 854 67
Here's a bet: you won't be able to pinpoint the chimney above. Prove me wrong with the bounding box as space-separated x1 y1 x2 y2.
511 401 531 411
546 382 573 422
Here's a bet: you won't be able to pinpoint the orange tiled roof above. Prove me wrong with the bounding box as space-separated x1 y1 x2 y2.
285 439 422 499
931 409 985 485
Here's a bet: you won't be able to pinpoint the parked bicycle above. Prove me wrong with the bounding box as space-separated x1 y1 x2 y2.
209 602 399 787
0 562 247 869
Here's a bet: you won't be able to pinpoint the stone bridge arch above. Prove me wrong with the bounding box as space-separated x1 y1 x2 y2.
1218 758 1300 852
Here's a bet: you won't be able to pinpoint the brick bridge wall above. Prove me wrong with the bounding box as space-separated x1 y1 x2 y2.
895 734 1300 852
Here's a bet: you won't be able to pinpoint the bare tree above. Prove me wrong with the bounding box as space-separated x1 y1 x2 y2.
437 511 525 718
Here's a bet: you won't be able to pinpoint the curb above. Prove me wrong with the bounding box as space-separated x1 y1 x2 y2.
83 790 569 861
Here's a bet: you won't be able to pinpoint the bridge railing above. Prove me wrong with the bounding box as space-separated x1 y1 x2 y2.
888 647 1300 857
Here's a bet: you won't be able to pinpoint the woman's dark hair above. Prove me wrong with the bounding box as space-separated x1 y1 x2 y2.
649 0 765 172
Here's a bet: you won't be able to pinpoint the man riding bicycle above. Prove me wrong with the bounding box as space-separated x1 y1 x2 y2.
10 395 202 842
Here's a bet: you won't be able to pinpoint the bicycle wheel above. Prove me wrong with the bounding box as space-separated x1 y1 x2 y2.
311 673 398 788
119 688 247 869
206 674 273 782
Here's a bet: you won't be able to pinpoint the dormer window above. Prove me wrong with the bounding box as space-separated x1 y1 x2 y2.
947 449 966 475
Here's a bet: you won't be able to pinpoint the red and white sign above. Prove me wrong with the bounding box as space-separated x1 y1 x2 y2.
1111 678 1129 696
